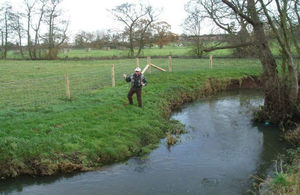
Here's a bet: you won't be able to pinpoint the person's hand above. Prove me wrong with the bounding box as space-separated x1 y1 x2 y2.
123 74 127 79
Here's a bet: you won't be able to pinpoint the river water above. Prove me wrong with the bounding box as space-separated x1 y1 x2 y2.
0 89 289 195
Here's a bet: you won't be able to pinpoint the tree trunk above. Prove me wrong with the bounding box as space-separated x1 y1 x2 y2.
1 31 3 58
247 0 286 122
27 13 33 60
254 22 283 115
17 32 24 59
136 39 144 57
129 27 134 57
4 11 8 59
287 54 298 104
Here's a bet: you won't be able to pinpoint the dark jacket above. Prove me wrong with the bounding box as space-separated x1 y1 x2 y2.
125 73 147 88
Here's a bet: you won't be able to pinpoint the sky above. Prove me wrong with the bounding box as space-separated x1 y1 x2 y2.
1 0 219 41
60 0 190 35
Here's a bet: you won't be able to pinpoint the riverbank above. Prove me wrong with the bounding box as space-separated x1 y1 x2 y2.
0 64 262 179
260 147 300 194
261 128 300 194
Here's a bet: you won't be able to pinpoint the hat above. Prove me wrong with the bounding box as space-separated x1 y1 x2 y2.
135 67 141 72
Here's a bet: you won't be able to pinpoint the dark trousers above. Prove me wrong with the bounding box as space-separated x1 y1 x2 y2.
128 87 142 107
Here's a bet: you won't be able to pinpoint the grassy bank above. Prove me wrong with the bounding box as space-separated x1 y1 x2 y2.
261 147 300 194
261 127 300 194
0 58 263 179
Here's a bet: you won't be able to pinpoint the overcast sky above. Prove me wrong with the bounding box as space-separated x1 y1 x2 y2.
60 0 189 35
2 0 219 38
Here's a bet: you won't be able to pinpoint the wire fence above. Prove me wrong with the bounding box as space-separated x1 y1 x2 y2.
0 57 264 110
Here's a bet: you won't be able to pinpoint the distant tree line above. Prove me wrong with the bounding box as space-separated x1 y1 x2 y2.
73 23 179 51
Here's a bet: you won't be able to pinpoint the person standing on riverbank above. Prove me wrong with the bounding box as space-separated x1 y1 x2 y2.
123 67 147 108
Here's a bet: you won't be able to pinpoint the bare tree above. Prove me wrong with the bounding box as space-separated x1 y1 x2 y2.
43 0 68 59
259 0 298 106
134 6 159 56
218 0 298 123
110 3 159 57
183 0 255 57
32 0 47 59
10 11 25 58
24 0 37 59
0 3 14 59
184 0 205 57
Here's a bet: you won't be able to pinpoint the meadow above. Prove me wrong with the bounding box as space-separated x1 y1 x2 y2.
0 57 261 109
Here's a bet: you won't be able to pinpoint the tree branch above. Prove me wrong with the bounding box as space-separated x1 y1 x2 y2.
203 42 254 52
258 0 286 51
221 0 255 25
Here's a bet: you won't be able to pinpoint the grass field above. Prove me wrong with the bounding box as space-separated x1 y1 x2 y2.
6 45 234 59
57 45 236 59
0 58 262 109
0 58 265 178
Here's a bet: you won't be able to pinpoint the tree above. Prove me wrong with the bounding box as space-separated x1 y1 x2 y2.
183 0 254 57
0 3 14 59
32 0 47 59
152 21 178 49
24 0 37 59
219 0 299 123
10 11 25 58
74 31 95 48
43 0 68 59
189 0 299 123
110 3 159 57
183 0 205 57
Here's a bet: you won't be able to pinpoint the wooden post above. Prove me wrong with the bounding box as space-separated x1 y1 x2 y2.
112 64 115 87
209 55 213 69
150 64 167 72
142 64 150 74
147 56 151 74
136 58 139 67
65 73 71 100
168 56 172 72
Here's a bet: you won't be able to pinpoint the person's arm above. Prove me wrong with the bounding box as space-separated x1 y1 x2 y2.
123 74 131 82
142 75 147 86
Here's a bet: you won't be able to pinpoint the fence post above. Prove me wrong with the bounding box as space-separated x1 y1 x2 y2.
209 55 213 69
65 73 71 100
112 64 115 87
136 58 140 67
147 56 151 74
169 56 172 72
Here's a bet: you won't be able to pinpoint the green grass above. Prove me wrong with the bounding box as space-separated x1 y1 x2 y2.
0 58 263 178
0 58 262 109
263 148 300 194
7 46 231 59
